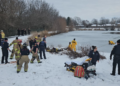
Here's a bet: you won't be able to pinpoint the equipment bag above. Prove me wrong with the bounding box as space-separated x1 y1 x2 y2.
74 66 85 78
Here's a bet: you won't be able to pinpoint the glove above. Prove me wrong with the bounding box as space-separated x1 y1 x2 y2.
9 50 12 52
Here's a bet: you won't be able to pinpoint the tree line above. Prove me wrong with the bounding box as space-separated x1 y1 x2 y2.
0 0 68 36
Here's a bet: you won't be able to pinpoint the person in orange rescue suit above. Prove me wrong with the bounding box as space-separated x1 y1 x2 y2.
9 37 19 59
15 39 23 66
17 43 30 73
71 38 77 51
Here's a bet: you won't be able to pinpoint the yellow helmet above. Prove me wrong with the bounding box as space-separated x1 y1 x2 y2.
35 36 38 39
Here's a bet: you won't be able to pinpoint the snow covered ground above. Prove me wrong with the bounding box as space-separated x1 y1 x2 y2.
0 31 120 86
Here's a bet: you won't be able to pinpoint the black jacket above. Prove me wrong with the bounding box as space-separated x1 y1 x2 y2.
88 50 100 63
3 42 9 51
110 44 120 57
21 48 30 55
39 41 46 50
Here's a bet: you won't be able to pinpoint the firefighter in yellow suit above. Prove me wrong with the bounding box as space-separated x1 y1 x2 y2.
9 37 19 59
109 40 115 45
36 35 41 44
1 30 5 39
15 39 23 66
71 38 77 51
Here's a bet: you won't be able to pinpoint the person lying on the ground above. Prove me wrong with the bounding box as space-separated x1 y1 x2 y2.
46 47 64 53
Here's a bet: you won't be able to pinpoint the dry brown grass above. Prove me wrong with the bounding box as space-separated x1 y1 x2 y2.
64 46 106 59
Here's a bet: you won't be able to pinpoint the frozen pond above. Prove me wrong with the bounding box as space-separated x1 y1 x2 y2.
47 31 120 53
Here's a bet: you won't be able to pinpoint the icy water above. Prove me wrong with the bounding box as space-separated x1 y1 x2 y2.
47 31 120 53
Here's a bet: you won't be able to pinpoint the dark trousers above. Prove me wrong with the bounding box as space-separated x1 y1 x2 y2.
1 49 8 63
112 56 120 74
40 49 46 59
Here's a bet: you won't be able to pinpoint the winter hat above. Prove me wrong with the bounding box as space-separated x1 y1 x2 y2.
69 42 71 44
117 39 120 44
5 38 8 40
92 46 96 50
74 38 76 40
38 35 40 37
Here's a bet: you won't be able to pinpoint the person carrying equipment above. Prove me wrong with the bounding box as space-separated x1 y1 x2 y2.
109 40 115 45
1 30 5 39
15 39 23 66
71 38 77 51
68 42 72 50
9 37 19 59
39 40 46 59
17 43 30 73
1 38 11 64
36 35 41 44
110 39 120 76
30 42 41 63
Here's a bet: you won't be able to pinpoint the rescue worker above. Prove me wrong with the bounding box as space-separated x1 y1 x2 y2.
71 38 77 51
9 37 19 59
15 39 23 66
17 43 30 73
2 38 11 64
1 30 5 40
109 40 115 45
36 35 41 44
88 46 100 66
110 39 120 76
17 29 20 36
29 38 33 49
39 40 46 59
68 42 72 50
30 42 41 63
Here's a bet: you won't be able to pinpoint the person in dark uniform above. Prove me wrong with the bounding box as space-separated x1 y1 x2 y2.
28 28 31 35
17 28 20 36
17 43 30 73
39 40 46 59
1 38 11 64
43 35 46 43
24 29 27 35
32 37 37 47
110 39 120 76
88 46 100 65
29 38 33 49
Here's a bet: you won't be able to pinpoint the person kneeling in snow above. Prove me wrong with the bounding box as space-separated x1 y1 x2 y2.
88 46 100 66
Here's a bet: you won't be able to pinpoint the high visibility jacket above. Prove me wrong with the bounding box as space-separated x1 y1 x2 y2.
109 41 115 45
9 40 19 49
71 40 77 48
68 44 72 49
1 32 5 38
36 37 41 43
15 44 23 58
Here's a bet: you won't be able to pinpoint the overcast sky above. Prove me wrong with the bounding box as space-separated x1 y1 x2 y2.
44 0 120 21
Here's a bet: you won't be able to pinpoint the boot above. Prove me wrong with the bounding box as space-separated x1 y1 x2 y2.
17 71 20 73
38 61 42 63
110 73 115 76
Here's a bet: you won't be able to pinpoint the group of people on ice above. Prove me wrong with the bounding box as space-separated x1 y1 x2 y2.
0 29 120 77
